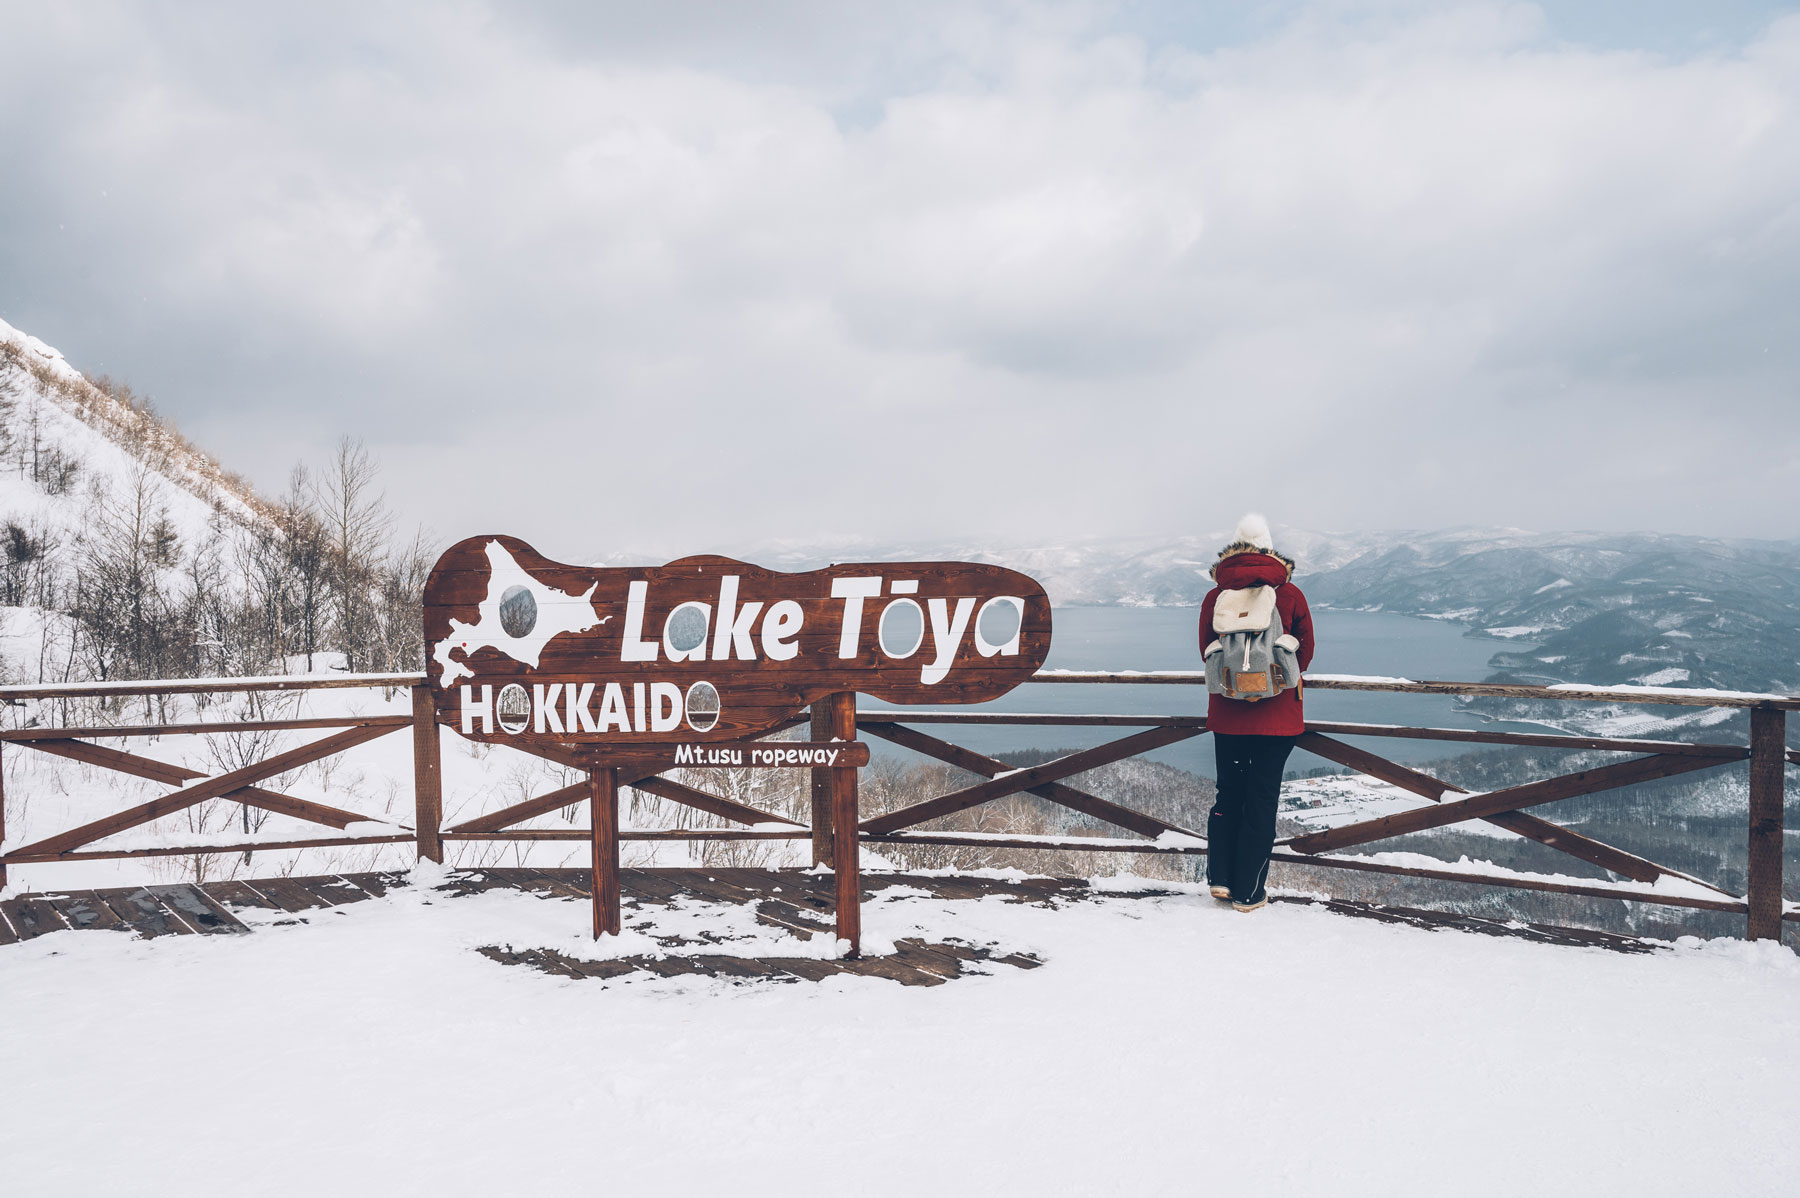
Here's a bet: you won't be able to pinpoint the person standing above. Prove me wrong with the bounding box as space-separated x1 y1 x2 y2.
1198 514 1314 911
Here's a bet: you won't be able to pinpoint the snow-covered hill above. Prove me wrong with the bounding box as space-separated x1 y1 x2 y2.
0 316 263 536
0 317 271 683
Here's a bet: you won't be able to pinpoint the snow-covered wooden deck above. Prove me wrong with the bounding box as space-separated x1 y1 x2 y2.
0 868 1659 970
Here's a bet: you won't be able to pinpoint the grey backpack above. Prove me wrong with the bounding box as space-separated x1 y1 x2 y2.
1203 585 1302 702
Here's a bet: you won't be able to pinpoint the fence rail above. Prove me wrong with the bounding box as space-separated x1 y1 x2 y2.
0 670 1791 947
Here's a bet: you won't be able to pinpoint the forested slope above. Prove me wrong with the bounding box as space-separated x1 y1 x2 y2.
0 318 430 687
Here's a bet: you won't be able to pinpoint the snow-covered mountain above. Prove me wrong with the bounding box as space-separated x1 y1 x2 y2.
741 525 1800 696
1300 529 1800 696
724 525 1387 608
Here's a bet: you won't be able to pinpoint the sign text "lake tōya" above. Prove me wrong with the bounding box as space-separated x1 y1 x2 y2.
422 537 1052 744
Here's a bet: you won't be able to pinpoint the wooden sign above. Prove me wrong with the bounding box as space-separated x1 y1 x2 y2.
423 536 1052 744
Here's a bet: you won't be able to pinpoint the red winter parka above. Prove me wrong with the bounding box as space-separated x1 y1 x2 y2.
1198 552 1315 736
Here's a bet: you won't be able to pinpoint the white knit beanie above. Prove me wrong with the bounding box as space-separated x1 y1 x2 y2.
1233 513 1273 552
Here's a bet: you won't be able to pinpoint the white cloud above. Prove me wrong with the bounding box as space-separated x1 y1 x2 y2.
1 1 1796 552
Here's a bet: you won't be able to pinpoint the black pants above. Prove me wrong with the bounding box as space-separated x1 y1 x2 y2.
1207 733 1298 903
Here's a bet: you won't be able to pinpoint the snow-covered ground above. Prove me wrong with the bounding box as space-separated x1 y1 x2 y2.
3 869 1797 1197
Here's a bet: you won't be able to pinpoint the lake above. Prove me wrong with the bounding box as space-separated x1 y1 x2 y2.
868 606 1536 777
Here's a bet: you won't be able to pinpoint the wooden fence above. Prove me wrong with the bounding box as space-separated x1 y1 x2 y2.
0 671 1792 949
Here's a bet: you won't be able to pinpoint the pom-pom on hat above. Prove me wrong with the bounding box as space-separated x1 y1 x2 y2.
1232 513 1273 551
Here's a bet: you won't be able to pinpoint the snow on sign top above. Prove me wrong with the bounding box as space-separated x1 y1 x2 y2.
423 536 1052 745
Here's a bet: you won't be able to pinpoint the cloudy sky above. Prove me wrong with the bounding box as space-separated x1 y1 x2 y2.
2 1 1796 557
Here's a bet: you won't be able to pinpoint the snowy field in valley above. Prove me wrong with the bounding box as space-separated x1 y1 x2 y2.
3 867 1798 1197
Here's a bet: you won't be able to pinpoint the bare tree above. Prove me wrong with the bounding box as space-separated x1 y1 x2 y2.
317 438 391 671
373 525 435 672
69 462 175 682
280 465 332 671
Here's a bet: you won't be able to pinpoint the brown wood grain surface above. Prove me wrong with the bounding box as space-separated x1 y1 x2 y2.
859 724 1204 835
1283 752 1735 855
7 723 400 858
823 692 861 955
860 720 1202 842
590 767 621 938
423 536 1051 745
411 685 444 863
19 737 373 829
1 714 412 741
628 774 804 828
1296 732 1466 800
1291 730 1720 887
1299 720 1749 758
1746 708 1787 940
0 835 411 865
810 702 834 867
448 779 591 834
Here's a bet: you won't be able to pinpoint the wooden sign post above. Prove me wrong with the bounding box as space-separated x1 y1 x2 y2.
422 537 1052 954
589 766 620 939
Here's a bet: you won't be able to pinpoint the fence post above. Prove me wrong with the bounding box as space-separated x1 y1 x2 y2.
822 691 861 957
809 701 834 867
410 685 443 864
590 765 621 938
1746 706 1786 942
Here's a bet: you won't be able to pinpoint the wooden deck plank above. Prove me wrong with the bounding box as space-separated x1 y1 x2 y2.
761 957 842 982
672 871 764 906
755 897 835 934
308 875 381 904
630 954 711 980
891 938 971 979
147 885 250 935
689 955 790 982
41 890 125 932
97 888 188 937
518 868 589 901
832 954 948 987
241 877 337 914
618 869 689 904
202 879 285 911
1 894 72 940
874 874 993 902
337 871 407 898
748 905 819 941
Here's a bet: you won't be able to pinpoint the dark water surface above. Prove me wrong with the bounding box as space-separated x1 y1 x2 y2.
868 606 1536 777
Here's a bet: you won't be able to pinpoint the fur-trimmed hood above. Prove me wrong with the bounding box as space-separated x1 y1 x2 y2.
1210 549 1295 584
1210 512 1294 581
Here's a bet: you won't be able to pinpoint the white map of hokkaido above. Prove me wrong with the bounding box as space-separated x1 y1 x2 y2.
434 541 607 687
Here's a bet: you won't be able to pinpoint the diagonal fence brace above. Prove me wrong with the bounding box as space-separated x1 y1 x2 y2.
1283 752 1733 856
21 738 376 830
478 740 804 832
1296 731 1735 893
860 724 1205 836
861 721 1205 843
9 723 401 859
